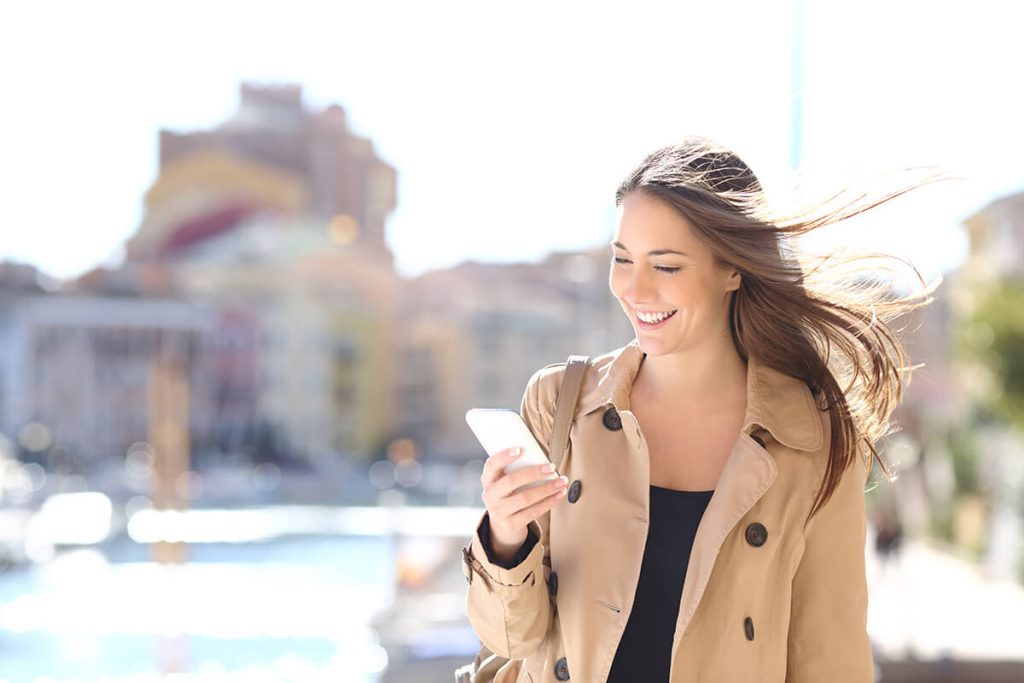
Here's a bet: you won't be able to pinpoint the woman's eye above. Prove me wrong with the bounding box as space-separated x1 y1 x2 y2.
612 256 679 274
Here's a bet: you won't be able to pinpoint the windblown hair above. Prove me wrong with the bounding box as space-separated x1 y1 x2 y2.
616 136 945 519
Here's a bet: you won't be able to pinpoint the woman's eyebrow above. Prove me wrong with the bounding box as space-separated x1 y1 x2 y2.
611 241 689 257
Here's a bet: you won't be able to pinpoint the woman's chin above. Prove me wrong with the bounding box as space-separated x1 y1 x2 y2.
634 332 674 353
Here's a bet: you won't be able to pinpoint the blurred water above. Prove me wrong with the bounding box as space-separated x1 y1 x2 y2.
0 532 396 682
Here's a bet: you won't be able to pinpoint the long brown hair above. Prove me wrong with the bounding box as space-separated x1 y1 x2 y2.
615 136 945 519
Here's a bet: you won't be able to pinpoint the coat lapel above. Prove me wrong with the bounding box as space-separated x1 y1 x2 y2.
675 434 776 635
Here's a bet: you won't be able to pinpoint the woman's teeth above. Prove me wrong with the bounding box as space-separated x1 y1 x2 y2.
636 310 677 324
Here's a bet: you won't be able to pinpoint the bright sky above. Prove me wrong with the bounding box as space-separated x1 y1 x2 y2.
1 1 1021 284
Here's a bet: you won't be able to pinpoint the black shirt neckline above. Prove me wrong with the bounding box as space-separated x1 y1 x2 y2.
649 484 714 497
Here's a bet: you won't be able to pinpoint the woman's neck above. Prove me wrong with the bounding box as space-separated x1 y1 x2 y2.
631 338 748 414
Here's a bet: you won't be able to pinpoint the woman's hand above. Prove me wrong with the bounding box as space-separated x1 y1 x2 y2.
480 446 569 563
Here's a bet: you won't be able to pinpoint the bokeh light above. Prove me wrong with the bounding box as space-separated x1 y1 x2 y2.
18 421 52 453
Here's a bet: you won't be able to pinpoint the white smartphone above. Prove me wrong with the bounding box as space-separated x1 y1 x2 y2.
465 408 559 492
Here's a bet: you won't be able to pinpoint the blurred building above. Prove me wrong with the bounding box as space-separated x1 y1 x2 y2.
0 270 211 471
961 190 1024 281
396 247 632 459
57 83 401 470
128 82 395 261
165 220 400 463
131 82 398 466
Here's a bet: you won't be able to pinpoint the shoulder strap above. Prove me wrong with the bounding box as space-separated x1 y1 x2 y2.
548 354 591 471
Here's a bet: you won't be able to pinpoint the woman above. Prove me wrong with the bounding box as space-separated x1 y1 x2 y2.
461 136 939 682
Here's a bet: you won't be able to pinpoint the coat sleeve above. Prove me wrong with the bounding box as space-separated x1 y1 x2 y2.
462 365 560 660
786 447 874 683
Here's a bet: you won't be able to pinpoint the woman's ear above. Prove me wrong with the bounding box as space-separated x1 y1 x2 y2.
724 269 741 293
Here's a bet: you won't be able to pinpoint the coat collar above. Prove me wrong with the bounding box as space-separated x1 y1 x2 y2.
576 338 823 452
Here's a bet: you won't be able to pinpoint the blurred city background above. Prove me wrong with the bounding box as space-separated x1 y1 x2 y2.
1 1 1023 681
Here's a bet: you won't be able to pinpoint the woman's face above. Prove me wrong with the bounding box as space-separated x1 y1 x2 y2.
609 192 740 356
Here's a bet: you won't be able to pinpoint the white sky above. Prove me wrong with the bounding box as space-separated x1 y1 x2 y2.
1 0 1021 283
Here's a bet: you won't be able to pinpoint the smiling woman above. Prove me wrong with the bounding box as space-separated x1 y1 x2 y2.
612 138 945 515
462 135 947 682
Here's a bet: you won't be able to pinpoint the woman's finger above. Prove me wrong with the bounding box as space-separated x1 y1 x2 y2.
504 486 568 530
488 474 568 519
480 446 523 486
487 462 558 502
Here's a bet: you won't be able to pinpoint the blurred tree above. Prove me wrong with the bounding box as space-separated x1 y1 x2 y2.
922 423 981 545
960 278 1024 431
948 420 982 497
957 278 1024 569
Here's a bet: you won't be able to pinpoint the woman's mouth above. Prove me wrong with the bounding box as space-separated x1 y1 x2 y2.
635 309 678 329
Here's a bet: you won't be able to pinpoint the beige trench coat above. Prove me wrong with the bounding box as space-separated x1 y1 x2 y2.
462 338 873 682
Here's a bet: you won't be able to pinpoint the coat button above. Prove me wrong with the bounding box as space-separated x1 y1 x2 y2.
602 406 622 431
745 522 768 547
567 480 582 503
744 616 755 641
554 657 570 680
548 571 558 596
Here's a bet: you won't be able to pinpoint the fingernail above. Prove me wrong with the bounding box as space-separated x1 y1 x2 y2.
511 447 522 457
542 463 555 473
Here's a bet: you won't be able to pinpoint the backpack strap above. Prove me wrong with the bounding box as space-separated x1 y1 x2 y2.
548 355 591 471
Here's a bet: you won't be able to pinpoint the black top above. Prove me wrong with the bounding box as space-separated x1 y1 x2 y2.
607 485 714 682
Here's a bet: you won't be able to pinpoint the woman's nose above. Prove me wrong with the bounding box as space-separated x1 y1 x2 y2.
625 269 655 302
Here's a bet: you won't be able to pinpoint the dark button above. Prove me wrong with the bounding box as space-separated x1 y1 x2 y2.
567 479 582 503
602 406 622 431
750 433 766 448
744 616 755 641
554 657 570 680
745 522 768 547
548 571 558 596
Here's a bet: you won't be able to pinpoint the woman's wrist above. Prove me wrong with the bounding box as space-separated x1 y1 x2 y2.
490 533 528 564
481 514 531 567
